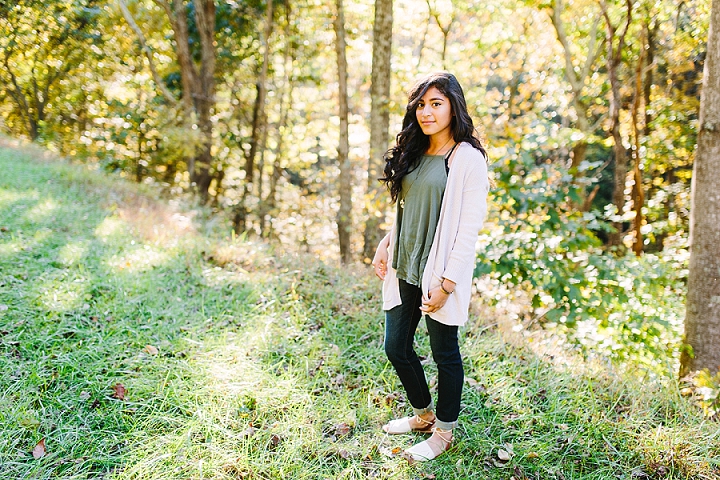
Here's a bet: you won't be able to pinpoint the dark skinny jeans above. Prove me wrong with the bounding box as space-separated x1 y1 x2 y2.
384 278 463 429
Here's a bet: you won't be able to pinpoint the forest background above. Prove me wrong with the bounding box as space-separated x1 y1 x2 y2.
1 0 720 477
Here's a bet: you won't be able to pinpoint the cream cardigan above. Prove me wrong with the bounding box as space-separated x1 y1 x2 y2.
382 142 489 326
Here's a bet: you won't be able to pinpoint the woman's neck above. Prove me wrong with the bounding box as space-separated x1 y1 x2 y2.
427 133 454 155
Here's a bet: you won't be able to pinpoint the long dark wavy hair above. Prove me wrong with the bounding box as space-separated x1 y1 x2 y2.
380 72 486 203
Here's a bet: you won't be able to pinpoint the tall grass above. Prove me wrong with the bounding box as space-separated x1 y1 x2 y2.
0 138 718 479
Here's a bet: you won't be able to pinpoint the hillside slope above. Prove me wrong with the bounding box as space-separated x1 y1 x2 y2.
0 139 718 479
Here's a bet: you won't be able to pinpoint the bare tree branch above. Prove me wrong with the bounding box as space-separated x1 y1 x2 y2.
118 0 178 105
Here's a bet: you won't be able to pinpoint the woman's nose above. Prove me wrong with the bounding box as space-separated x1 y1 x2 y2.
421 105 432 117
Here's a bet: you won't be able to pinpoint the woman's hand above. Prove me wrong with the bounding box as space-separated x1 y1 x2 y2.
420 278 456 314
420 287 449 314
371 234 390 280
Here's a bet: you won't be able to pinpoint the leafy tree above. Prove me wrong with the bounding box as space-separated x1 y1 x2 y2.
0 0 102 141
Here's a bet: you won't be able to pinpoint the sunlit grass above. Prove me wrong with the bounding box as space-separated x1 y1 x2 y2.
24 198 59 223
106 243 171 273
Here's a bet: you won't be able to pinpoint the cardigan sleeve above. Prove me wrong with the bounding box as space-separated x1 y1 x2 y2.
441 156 488 284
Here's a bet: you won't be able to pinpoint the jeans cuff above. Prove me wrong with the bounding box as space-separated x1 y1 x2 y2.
435 418 457 430
412 401 434 416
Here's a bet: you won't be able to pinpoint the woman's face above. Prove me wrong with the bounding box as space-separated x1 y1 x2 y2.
415 86 453 138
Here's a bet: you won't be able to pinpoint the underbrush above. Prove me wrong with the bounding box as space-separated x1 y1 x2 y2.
0 141 718 479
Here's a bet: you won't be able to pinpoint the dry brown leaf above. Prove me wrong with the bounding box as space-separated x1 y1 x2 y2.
334 422 352 436
402 450 417 465
112 383 126 400
268 434 282 449
242 427 256 438
143 345 159 355
527 451 539 459
497 448 511 461
32 438 46 459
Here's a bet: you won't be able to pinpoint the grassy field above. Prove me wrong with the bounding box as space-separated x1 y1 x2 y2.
0 138 718 479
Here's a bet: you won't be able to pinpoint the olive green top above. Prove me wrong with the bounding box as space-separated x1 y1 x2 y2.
392 154 448 287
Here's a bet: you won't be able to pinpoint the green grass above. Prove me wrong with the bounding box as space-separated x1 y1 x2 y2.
0 138 718 479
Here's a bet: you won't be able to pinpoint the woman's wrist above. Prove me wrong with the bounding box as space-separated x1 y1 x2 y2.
440 278 454 295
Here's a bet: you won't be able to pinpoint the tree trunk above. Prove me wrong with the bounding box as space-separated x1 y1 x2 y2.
630 27 646 256
362 0 393 261
334 0 353 264
549 0 601 209
266 2 295 239
257 118 270 233
644 23 656 137
680 0 720 376
192 0 217 201
153 0 216 201
601 0 633 248
235 0 274 233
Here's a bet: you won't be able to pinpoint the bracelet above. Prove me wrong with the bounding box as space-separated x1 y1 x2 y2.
440 281 454 295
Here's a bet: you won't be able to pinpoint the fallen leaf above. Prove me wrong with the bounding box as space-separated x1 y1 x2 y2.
0 305 7 311
497 448 511 461
268 434 282 449
527 451 539 459
241 427 256 438
79 391 91 401
401 451 417 465
112 383 126 400
338 449 352 459
143 345 159 355
19 415 40 428
557 423 569 430
32 438 46 459
334 422 352 436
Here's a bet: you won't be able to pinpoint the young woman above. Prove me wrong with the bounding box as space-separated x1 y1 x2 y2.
372 72 489 461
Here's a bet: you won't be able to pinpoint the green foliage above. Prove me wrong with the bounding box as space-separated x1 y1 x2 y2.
477 151 687 376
